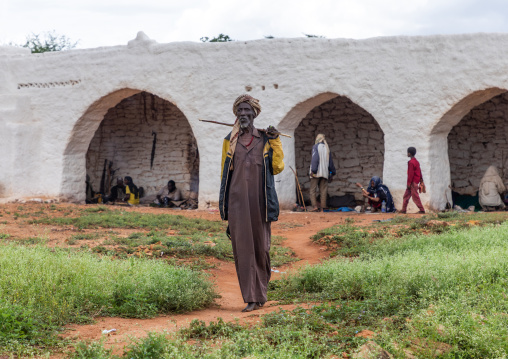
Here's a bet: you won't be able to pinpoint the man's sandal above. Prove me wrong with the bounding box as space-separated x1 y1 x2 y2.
242 303 260 312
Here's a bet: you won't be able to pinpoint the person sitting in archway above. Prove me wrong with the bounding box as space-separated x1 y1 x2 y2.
156 180 183 208
104 177 125 204
85 174 98 204
479 165 506 211
356 176 396 213
123 176 140 205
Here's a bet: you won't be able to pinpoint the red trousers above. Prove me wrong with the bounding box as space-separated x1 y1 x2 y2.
402 182 424 212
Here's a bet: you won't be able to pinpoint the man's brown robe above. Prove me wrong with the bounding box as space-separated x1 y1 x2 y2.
228 129 271 303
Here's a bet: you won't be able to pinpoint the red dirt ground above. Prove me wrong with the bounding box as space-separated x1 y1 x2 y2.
0 203 423 356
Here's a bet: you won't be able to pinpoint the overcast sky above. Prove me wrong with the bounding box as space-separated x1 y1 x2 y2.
1 0 508 49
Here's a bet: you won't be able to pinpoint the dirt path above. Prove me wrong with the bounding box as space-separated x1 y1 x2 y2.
0 203 412 355
60 209 406 353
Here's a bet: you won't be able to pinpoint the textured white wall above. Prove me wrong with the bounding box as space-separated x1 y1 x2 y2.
2 33 508 210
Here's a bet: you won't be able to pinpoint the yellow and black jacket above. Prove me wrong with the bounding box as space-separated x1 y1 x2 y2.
219 132 284 222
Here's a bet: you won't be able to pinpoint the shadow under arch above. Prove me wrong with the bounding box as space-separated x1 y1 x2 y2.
428 87 508 210
61 88 199 203
277 92 385 207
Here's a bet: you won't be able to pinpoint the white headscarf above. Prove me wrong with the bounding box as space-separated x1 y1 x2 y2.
479 165 506 207
480 166 504 189
311 134 331 179
315 134 329 153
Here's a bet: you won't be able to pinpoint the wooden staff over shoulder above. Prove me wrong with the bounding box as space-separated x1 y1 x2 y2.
199 119 292 138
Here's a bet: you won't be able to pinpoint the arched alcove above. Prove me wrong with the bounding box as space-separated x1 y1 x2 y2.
61 89 199 203
291 94 385 204
448 91 508 195
428 87 507 210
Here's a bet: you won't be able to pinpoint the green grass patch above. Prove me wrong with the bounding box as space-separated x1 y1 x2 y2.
17 235 48 245
101 230 297 265
67 214 508 358
270 221 508 357
31 209 225 234
28 209 298 264
0 243 216 356
270 246 298 267
312 212 508 257
66 225 298 266
68 309 353 359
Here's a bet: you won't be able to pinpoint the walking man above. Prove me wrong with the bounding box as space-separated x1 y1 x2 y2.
219 94 285 312
400 147 425 214
309 134 336 211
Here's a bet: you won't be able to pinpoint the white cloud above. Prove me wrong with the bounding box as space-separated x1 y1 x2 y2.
0 0 507 49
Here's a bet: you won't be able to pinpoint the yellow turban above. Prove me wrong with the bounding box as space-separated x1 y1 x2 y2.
232 94 261 118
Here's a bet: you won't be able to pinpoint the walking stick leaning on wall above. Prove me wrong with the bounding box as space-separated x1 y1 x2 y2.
290 166 306 211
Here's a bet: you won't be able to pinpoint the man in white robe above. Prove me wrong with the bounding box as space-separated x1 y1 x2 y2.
479 165 506 211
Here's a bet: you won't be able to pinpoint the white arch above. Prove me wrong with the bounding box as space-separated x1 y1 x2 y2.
428 87 508 210
276 92 385 206
61 88 199 202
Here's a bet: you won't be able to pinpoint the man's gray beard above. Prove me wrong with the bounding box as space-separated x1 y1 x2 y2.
239 119 250 129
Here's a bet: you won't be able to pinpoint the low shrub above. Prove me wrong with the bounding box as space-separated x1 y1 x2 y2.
0 244 216 326
271 223 508 357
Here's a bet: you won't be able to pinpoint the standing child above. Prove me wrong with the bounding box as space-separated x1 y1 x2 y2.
400 147 425 214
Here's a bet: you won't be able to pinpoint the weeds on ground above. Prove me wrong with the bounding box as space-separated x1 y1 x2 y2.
8 205 298 265
87 229 297 266
31 210 298 264
0 299 64 357
180 318 243 340
70 338 113 359
0 243 216 356
101 230 234 261
312 212 508 257
31 209 225 234
14 235 48 245
67 307 353 358
166 257 216 271
270 221 508 357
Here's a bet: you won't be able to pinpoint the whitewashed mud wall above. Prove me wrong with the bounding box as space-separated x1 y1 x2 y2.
86 92 199 199
295 96 384 202
448 91 508 195
3 33 508 210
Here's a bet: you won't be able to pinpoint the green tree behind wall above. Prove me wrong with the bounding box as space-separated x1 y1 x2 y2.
200 34 234 42
22 31 78 53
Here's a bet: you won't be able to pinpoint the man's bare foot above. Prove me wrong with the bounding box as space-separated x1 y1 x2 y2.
242 303 259 312
257 302 265 307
